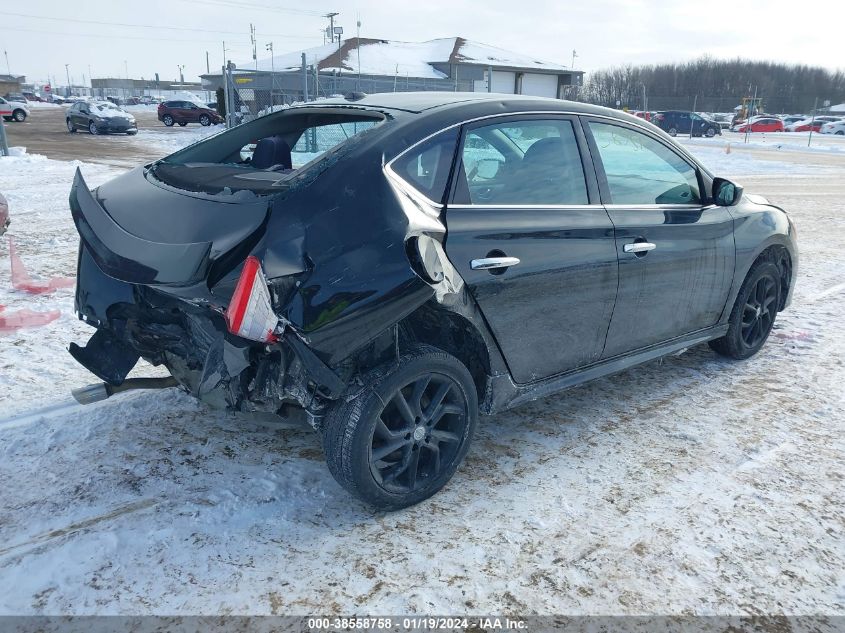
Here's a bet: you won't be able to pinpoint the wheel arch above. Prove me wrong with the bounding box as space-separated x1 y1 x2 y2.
725 237 796 323
396 300 507 413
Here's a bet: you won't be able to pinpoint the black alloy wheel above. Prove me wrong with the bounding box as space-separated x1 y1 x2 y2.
322 344 477 510
369 373 468 495
88 121 99 135
710 260 781 360
740 275 778 349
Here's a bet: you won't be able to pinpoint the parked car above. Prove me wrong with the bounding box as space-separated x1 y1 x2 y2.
0 96 29 122
66 100 137 135
781 115 807 127
157 100 222 127
654 110 721 137
731 117 785 133
4 93 27 104
630 110 651 121
22 91 45 102
785 116 842 132
68 93 797 509
711 113 733 129
0 193 8 237
820 120 845 135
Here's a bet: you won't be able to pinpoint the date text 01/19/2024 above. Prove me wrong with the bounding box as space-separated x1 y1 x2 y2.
307 617 527 630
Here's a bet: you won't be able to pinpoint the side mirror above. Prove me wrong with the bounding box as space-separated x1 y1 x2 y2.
712 177 743 206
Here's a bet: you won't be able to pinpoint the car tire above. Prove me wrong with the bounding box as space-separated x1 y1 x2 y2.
322 344 478 510
178 121 188 127
706 127 716 137
836 131 844 136
88 121 99 135
163 115 174 127
126 130 137 135
668 127 678 136
12 109 26 122
709 259 781 360
66 119 76 133
199 114 211 126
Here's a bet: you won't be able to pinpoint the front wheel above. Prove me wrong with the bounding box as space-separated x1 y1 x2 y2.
836 131 845 136
322 344 478 510
88 121 99 135
706 127 716 137
709 260 781 360
668 127 678 136
199 114 211 126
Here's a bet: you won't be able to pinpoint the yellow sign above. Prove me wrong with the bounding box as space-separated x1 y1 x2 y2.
234 77 253 84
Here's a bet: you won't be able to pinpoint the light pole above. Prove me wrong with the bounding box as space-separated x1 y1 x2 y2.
266 42 274 107
4 50 10 76
177 64 185 84
124 60 129 100
65 63 71 97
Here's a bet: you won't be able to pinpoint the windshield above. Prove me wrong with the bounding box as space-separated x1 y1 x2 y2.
94 102 124 113
150 107 386 196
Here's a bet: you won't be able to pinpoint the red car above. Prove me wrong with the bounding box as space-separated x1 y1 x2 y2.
157 100 222 127
0 193 9 237
732 117 784 133
631 110 652 122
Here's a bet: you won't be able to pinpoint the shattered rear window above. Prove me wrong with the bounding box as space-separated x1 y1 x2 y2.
151 108 385 196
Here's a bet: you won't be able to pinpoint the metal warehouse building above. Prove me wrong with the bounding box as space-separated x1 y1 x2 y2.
201 36 583 109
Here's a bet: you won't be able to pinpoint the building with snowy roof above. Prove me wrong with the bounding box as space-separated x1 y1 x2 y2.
201 37 582 110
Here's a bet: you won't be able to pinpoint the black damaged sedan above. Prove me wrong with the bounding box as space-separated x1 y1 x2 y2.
69 93 797 509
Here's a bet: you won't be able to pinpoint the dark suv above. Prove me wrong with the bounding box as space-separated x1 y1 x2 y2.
69 93 796 510
157 100 222 127
654 111 721 137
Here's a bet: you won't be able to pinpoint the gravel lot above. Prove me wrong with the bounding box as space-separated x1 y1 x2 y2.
0 127 843 616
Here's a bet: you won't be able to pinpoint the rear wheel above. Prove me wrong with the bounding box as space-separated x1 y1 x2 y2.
162 114 174 127
66 119 76 133
322 344 478 510
178 121 188 127
668 127 678 136
710 260 781 360
199 114 211 126
12 109 26 122
88 121 99 135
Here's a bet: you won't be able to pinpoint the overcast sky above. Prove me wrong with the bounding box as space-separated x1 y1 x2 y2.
1 0 841 87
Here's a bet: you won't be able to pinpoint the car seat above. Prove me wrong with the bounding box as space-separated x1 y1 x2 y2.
251 136 293 170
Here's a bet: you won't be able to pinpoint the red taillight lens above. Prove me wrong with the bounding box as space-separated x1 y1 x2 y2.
224 256 279 343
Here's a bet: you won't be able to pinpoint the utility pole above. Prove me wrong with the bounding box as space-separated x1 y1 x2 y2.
571 49 578 69
206 51 210 74
3 50 10 76
64 63 71 97
324 12 339 43
250 24 257 70
178 64 185 84
356 14 362 90
266 42 274 107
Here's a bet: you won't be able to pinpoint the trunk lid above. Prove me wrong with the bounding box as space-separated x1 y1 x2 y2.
70 167 269 287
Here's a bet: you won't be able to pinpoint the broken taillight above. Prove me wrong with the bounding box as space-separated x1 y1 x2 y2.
224 256 279 343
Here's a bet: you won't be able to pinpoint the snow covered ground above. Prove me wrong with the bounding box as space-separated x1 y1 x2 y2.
0 134 843 615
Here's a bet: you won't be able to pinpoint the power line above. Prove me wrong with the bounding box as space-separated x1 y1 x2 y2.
174 0 324 16
0 25 253 45
0 11 321 40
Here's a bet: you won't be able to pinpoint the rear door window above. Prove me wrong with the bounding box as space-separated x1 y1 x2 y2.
455 118 588 205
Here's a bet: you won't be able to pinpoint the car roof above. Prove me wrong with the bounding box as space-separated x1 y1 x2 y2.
308 91 628 118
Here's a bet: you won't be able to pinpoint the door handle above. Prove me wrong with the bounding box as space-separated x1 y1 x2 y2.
471 256 521 270
623 242 657 254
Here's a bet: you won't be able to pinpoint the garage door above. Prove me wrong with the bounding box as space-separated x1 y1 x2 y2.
521 73 558 98
491 71 516 94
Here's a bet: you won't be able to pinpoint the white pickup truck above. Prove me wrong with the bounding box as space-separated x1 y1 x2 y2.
0 97 29 122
